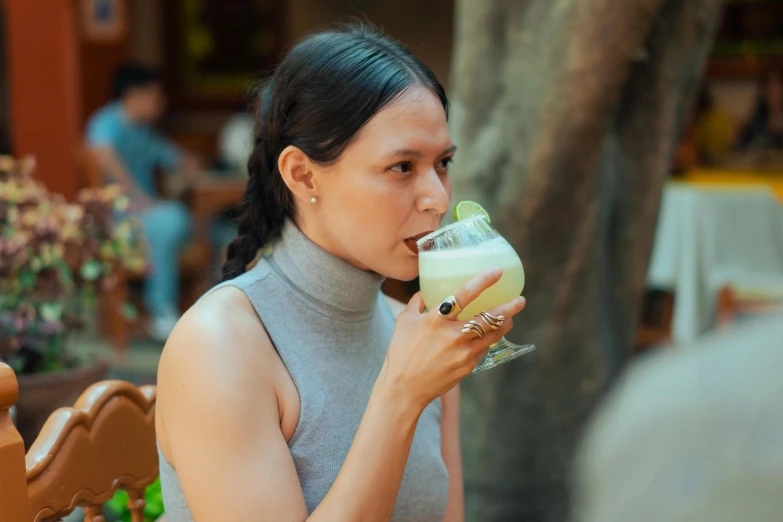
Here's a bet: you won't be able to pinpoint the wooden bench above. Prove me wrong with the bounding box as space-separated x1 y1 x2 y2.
0 362 161 521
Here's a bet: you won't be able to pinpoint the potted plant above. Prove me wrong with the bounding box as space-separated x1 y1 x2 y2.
0 155 147 446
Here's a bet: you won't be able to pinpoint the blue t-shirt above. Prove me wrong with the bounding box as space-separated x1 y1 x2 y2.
85 102 181 197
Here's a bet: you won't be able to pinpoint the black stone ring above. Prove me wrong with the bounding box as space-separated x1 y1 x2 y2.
437 296 463 319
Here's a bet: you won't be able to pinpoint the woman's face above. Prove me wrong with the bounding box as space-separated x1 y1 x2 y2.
307 86 454 281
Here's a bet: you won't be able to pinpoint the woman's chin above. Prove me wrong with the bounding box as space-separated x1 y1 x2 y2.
378 255 420 282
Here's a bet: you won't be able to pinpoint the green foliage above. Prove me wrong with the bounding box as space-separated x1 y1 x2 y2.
105 477 165 522
0 155 147 374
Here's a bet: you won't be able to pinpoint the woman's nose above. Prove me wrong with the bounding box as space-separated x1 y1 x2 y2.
416 170 450 215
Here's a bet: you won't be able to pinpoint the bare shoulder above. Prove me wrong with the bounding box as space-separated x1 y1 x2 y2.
156 286 279 454
160 286 272 373
155 287 308 520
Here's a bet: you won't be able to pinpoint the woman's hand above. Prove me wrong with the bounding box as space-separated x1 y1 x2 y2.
379 267 527 411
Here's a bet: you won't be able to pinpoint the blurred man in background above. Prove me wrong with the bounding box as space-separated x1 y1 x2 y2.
86 64 200 341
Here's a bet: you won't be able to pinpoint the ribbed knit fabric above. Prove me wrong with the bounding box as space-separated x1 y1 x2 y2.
159 220 449 521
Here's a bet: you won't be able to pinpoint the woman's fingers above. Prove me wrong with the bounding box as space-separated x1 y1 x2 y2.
461 316 512 344
487 296 526 320
448 267 504 315
461 296 525 347
405 292 427 314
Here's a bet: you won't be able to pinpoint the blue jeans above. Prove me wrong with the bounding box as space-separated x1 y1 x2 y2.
136 201 192 317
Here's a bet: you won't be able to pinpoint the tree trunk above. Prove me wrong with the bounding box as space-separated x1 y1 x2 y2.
449 0 723 520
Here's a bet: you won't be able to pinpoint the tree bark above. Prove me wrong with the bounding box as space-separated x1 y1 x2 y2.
449 0 723 520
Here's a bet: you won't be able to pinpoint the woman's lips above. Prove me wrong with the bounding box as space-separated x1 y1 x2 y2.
404 231 435 255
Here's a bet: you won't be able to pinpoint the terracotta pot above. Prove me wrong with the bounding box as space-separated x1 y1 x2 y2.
14 359 109 449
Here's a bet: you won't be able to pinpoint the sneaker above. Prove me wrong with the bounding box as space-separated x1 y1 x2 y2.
148 312 179 343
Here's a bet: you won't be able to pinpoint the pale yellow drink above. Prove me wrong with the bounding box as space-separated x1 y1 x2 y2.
419 236 525 320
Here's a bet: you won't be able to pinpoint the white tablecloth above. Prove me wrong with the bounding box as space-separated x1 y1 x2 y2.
647 182 783 342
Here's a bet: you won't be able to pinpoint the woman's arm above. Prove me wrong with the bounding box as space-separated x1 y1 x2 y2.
157 289 424 522
91 147 153 209
385 293 465 520
441 384 465 522
159 272 522 522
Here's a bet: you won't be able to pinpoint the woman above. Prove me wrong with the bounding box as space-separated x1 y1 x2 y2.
738 68 783 151
155 25 527 522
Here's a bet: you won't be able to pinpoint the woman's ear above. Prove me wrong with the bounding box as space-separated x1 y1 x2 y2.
278 145 318 203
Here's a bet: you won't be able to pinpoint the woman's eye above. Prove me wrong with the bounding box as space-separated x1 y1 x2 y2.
390 161 414 174
438 157 453 169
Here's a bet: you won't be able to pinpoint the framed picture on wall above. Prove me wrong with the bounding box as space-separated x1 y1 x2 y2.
163 0 284 108
81 0 127 42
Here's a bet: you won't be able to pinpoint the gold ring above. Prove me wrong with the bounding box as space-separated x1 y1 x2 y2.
478 311 504 330
468 320 487 336
461 322 485 339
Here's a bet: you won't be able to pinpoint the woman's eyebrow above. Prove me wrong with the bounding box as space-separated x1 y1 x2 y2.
384 145 457 159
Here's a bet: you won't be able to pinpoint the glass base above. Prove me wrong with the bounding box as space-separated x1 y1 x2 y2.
472 337 536 373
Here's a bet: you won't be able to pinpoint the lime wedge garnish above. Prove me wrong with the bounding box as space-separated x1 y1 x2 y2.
454 200 491 223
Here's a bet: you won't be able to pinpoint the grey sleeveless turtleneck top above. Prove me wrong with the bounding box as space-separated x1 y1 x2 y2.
158 220 449 521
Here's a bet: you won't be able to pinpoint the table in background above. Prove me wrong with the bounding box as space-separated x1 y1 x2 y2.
647 181 783 343
183 175 246 302
681 167 783 201
189 175 246 250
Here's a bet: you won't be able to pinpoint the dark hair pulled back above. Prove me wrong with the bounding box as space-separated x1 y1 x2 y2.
221 24 448 281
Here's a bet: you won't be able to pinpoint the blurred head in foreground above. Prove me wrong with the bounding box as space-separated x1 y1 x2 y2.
574 314 783 522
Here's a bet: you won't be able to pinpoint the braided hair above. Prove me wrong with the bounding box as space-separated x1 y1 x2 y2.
221 25 448 281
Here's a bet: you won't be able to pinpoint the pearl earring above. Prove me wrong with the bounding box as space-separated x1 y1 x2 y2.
310 197 317 204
